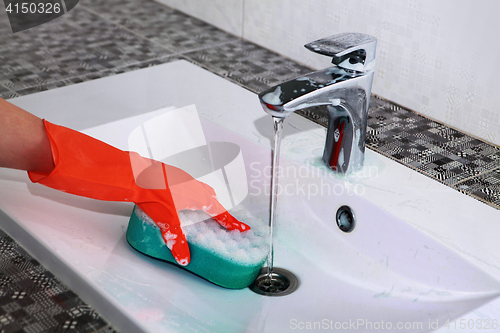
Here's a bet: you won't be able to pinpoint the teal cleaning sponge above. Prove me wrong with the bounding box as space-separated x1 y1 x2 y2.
126 206 268 289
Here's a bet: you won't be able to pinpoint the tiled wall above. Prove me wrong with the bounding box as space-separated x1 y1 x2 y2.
156 0 500 147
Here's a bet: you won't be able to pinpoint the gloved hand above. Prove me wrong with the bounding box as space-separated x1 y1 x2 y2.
28 120 250 266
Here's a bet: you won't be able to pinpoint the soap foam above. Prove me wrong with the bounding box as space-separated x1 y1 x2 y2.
261 86 283 105
134 206 269 266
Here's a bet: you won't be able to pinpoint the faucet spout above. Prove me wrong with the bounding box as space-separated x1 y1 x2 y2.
258 33 377 173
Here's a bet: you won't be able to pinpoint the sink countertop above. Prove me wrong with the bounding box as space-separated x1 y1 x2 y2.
1 60 499 332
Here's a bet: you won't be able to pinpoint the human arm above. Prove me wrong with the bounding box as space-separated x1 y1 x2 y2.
0 98 249 266
0 98 55 174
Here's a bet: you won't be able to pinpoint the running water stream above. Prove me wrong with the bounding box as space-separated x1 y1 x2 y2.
266 116 284 278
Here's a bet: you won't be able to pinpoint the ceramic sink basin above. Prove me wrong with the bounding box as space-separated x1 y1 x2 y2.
142 114 500 332
1 60 499 333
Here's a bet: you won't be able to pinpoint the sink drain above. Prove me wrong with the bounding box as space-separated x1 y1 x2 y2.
249 267 299 296
336 205 355 232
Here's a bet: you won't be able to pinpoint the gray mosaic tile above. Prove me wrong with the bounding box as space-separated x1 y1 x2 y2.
0 83 18 99
454 168 500 208
0 6 171 91
10 55 180 97
184 40 314 93
0 229 118 333
366 96 500 186
0 84 11 98
103 54 181 74
0 91 20 100
81 0 239 54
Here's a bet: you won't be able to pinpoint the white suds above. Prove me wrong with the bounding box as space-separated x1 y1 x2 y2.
261 86 283 105
134 207 268 266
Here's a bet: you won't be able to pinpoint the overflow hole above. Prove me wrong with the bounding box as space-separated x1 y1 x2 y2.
336 205 355 232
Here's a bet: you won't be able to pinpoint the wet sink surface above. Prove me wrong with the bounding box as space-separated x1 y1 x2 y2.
1 60 499 332
86 112 500 332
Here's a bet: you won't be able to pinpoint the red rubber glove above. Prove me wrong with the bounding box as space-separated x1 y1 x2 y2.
28 120 250 266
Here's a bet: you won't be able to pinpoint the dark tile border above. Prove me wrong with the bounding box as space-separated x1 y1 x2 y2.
454 168 500 208
366 96 500 209
0 6 172 92
80 0 240 54
0 84 15 99
0 229 117 333
10 55 180 97
182 39 313 93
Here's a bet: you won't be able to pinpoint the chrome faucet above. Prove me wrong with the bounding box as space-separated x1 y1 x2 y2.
258 33 377 173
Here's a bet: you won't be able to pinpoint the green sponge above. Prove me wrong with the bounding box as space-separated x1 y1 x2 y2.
126 206 268 289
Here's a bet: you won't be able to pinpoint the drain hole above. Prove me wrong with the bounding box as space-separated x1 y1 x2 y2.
249 267 299 296
336 205 355 232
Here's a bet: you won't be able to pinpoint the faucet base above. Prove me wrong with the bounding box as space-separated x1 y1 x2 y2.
323 105 354 173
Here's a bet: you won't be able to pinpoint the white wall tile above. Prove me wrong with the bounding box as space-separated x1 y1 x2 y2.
243 0 500 146
154 0 244 37
161 0 500 146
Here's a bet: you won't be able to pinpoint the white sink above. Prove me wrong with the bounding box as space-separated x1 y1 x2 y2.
1 60 500 332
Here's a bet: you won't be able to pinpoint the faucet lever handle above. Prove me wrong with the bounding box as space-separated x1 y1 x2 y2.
305 33 377 72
